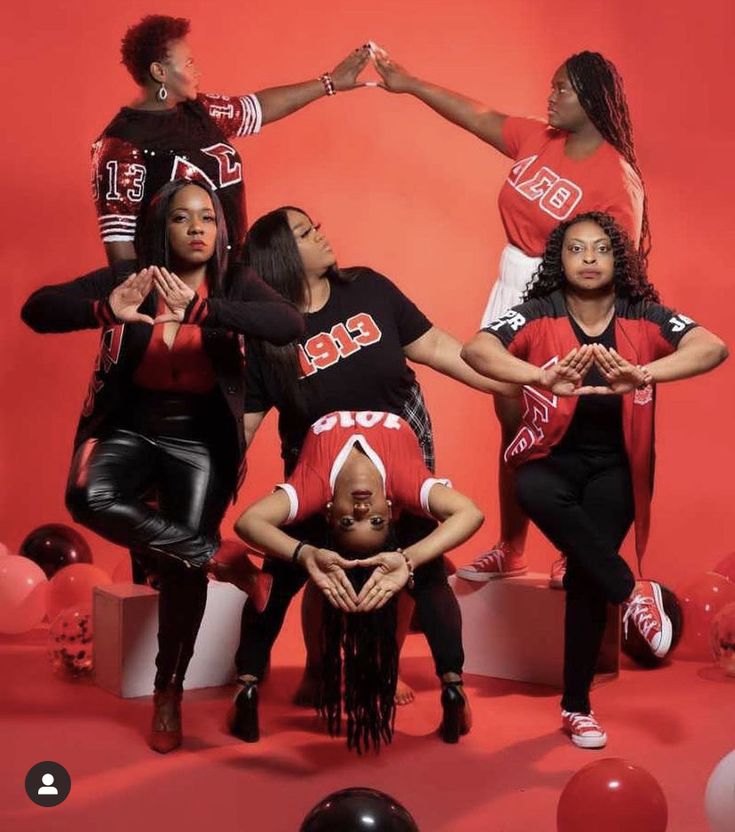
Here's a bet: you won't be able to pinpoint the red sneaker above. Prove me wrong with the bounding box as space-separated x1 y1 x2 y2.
456 543 527 582
549 556 566 589
207 540 272 613
561 710 607 749
623 580 672 659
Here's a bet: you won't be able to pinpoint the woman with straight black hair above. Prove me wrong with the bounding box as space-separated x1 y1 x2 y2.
373 48 649 587
228 204 516 741
21 179 304 754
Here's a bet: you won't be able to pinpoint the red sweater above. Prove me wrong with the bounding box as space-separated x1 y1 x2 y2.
485 289 698 564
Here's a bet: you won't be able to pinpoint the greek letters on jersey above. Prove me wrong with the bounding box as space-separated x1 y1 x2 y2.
498 117 644 255
299 313 383 376
507 155 583 222
276 411 450 525
82 325 124 417
92 93 262 245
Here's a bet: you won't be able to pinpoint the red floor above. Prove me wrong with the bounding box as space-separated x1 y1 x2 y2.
1 598 732 832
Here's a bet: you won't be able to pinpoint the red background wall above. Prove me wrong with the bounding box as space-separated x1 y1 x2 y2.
2 0 733 589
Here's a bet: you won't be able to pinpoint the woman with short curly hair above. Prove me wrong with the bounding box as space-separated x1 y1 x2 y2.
93 14 370 267
461 212 727 748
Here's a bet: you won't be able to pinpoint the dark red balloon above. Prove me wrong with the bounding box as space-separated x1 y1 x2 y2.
557 758 668 832
20 524 92 579
301 788 418 832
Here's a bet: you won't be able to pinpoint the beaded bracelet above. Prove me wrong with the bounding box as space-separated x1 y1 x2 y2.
319 72 336 96
396 547 415 590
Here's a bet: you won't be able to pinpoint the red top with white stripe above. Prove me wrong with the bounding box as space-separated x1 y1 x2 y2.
497 117 644 256
277 411 450 525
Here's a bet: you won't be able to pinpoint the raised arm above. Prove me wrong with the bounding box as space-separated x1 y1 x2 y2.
404 326 519 397
373 51 509 154
255 47 370 124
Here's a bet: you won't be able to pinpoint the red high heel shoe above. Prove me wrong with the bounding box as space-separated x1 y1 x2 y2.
149 686 182 754
207 540 273 612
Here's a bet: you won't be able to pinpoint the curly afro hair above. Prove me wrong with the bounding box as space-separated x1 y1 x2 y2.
121 15 190 86
525 211 660 304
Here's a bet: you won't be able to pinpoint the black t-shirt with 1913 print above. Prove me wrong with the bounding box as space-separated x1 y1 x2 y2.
244 267 432 465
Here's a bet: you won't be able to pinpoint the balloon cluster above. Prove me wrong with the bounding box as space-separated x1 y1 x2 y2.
0 524 113 679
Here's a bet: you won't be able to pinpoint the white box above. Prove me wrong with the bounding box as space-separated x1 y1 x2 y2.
93 580 246 698
451 573 619 688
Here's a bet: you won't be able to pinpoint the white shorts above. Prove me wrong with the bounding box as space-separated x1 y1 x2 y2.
480 244 542 329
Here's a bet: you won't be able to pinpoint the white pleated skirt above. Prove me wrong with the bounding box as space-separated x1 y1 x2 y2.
480 244 543 329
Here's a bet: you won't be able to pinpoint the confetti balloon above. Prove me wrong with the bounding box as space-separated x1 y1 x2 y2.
676 573 735 661
711 602 735 676
713 552 735 585
47 604 94 678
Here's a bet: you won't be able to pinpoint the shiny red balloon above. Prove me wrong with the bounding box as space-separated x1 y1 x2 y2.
557 758 668 832
47 564 112 621
20 524 92 579
713 552 735 584
676 572 735 661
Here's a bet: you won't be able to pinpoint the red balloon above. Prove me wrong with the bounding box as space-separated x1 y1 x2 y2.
713 552 735 584
676 572 735 661
20 524 92 579
0 556 48 634
47 564 112 621
557 758 668 832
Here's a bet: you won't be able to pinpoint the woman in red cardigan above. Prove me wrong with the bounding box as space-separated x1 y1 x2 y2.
461 212 727 748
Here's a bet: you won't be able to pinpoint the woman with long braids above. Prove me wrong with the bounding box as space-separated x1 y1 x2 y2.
234 410 484 750
374 49 648 586
229 205 516 739
21 180 304 754
461 212 727 747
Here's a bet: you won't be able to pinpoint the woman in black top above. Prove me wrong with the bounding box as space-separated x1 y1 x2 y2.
21 180 304 754
229 205 516 743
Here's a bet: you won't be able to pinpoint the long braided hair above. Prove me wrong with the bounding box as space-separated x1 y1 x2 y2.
525 211 659 303
318 532 400 755
565 51 651 267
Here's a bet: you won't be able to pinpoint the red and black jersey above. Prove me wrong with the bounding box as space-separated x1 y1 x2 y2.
276 411 451 525
484 289 698 563
91 93 261 250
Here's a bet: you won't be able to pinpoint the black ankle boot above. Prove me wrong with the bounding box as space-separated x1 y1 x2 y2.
440 681 470 744
228 681 259 743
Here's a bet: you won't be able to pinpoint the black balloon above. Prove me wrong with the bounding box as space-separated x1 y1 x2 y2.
622 584 684 667
300 788 419 832
20 524 92 579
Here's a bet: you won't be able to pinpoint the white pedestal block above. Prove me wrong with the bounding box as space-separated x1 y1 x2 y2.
451 572 619 688
93 580 246 698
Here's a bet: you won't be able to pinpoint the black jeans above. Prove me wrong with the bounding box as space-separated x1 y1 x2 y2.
514 449 635 713
66 404 235 691
235 512 464 680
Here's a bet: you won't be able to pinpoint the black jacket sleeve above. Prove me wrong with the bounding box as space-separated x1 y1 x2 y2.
21 266 125 333
183 265 305 345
